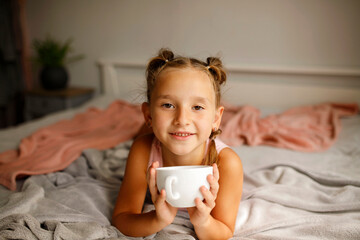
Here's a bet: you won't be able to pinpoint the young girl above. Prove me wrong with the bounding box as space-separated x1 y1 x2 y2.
112 49 243 239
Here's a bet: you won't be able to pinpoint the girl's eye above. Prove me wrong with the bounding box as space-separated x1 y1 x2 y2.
162 103 174 109
193 105 204 111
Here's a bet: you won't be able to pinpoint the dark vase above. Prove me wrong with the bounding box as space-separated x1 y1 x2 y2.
40 66 69 90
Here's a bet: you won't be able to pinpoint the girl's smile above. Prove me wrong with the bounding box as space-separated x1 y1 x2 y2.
170 131 195 140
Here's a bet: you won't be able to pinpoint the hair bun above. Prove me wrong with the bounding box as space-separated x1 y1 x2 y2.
206 57 226 85
206 57 221 66
158 48 175 62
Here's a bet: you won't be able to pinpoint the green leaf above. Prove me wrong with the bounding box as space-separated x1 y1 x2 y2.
32 35 85 67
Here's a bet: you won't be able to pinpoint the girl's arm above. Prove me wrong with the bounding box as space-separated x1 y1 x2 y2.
188 148 243 240
112 135 174 237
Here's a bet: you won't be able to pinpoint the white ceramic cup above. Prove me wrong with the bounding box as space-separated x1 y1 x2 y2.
156 165 213 208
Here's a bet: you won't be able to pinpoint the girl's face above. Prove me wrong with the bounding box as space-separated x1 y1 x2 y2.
143 67 224 159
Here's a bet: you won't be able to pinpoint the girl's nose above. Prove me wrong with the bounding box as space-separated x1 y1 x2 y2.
174 107 190 126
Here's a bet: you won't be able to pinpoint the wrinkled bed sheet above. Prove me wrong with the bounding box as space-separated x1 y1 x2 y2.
0 116 360 239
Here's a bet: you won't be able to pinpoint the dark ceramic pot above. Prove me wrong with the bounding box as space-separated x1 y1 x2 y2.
40 66 69 90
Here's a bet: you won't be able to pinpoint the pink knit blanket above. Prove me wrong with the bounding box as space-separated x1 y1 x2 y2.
0 101 358 191
221 102 359 151
0 100 144 191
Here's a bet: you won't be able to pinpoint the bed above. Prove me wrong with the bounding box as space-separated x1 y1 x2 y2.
0 59 359 240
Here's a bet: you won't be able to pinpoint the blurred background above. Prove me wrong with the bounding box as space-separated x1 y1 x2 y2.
1 0 360 128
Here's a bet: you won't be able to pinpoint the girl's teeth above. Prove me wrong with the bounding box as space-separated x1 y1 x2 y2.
175 133 189 137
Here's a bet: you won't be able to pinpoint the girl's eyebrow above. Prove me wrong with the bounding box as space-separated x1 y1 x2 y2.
156 95 211 104
155 95 172 101
192 96 210 104
157 95 171 99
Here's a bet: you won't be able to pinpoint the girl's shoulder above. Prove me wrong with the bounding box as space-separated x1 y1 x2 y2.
126 133 156 177
133 134 164 171
214 138 229 153
217 145 243 174
128 134 155 164
132 133 155 151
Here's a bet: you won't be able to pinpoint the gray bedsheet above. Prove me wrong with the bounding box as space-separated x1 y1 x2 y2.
0 141 196 240
1 116 360 239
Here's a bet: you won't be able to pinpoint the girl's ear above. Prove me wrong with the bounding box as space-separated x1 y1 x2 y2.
141 102 152 124
213 106 224 129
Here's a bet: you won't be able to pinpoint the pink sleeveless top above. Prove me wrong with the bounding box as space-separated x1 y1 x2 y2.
147 137 229 169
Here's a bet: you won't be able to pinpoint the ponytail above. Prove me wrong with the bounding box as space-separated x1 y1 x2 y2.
203 128 222 166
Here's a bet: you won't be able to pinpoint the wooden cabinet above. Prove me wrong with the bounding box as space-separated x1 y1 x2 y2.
25 87 94 120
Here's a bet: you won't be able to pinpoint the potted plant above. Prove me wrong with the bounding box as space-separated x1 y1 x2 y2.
32 36 84 90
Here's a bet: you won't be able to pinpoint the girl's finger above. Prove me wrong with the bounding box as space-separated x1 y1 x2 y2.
152 161 160 169
156 189 167 205
194 197 208 213
201 186 216 209
149 168 159 200
149 161 160 190
212 163 219 181
208 175 219 198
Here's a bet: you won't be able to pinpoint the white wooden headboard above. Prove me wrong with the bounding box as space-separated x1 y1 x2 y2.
97 59 360 108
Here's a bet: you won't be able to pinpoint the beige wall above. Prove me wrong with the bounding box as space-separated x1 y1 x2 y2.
26 0 360 107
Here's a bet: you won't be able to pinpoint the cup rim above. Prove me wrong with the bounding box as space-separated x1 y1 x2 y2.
156 165 213 171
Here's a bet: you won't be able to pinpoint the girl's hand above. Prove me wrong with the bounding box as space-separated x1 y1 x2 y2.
148 161 178 226
187 163 220 227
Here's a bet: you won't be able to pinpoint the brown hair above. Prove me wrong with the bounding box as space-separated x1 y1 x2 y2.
145 48 226 166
